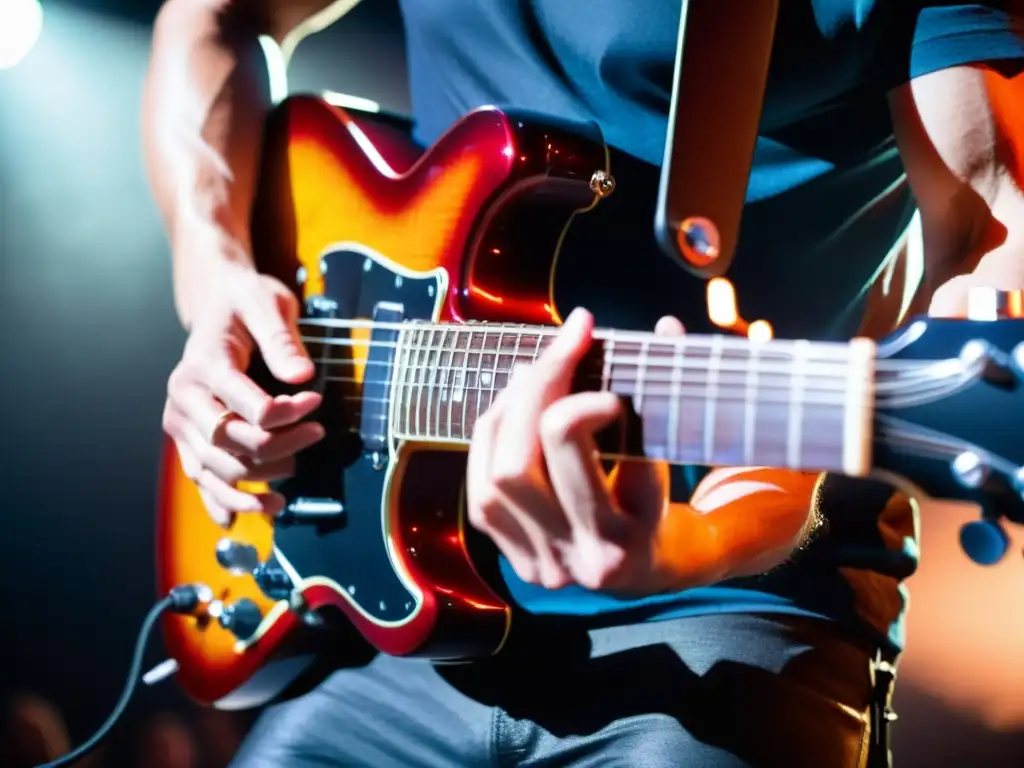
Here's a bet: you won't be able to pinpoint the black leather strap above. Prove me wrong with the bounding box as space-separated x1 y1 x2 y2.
656 0 780 278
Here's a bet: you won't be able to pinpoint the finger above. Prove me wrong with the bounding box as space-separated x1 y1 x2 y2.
197 468 286 516
488 365 574 546
465 397 539 581
212 370 322 431
539 390 626 539
198 487 233 528
654 315 686 336
179 419 297 484
172 437 202 482
533 307 595 387
207 366 322 429
238 282 315 384
609 458 670 530
219 418 326 463
172 383 237 445
928 273 979 318
488 310 593 501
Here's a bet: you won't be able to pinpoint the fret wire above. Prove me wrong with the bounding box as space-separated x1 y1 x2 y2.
667 342 683 464
488 328 504 421
421 327 438 440
703 335 723 463
418 327 434 438
508 331 523 404
458 329 472 440
743 342 760 465
397 326 415 436
444 328 457 440
788 340 809 468
434 327 451 440
601 337 615 391
472 330 488 435
634 337 650 412
409 327 424 438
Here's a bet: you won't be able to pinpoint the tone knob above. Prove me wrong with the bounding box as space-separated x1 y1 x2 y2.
960 519 1010 566
966 287 1024 321
217 598 264 641
216 539 261 574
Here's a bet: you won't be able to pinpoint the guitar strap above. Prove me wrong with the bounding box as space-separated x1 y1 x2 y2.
655 0 780 278
656 8 899 764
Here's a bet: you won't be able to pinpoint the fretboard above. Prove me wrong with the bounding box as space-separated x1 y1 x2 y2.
390 324 875 476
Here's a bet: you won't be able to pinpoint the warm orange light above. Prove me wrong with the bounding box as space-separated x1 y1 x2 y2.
747 319 774 342
707 277 739 328
469 285 504 304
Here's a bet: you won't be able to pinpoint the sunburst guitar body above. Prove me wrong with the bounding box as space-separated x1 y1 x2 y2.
157 97 614 708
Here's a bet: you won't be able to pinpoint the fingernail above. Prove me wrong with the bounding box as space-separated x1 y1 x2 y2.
564 307 583 326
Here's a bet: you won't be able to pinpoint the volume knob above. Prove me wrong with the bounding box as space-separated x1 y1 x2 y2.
217 598 264 641
967 287 1024 321
216 538 261 574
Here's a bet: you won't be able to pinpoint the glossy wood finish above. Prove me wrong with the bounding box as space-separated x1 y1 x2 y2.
156 97 608 706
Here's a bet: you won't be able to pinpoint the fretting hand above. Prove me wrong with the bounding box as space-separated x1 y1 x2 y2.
465 308 687 595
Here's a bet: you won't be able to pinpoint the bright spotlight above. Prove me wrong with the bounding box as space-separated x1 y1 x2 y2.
0 0 44 71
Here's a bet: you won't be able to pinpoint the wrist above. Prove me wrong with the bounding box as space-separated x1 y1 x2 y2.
170 202 258 329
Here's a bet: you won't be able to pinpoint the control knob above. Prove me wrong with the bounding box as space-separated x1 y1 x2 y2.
217 598 264 641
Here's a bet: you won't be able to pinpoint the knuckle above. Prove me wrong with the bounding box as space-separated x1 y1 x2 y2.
248 432 276 462
467 492 504 531
573 543 627 590
539 565 569 590
511 561 539 585
491 463 531 494
161 405 178 435
166 365 189 397
539 403 576 442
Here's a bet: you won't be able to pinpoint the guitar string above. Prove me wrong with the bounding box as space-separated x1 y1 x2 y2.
296 334 959 377
300 364 974 427
307 355 958 393
295 318 940 371
313 364 974 405
295 336 976 396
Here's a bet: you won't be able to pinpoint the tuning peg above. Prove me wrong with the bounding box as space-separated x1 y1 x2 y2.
966 287 1024 321
960 518 1011 565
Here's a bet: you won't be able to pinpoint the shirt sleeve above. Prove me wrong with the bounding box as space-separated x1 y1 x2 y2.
879 2 1024 88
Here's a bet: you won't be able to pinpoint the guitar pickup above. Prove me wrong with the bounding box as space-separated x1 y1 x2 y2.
277 497 346 526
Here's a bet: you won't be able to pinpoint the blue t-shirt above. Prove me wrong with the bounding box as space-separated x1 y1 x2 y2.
395 1 1024 652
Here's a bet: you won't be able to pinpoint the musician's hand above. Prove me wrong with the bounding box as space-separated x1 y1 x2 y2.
162 263 325 526
466 308 683 594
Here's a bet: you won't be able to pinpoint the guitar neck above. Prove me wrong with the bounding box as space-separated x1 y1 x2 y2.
388 323 876 477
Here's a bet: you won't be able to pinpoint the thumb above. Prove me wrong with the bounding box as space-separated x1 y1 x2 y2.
610 315 684 523
239 281 315 384
928 273 984 318
610 459 670 528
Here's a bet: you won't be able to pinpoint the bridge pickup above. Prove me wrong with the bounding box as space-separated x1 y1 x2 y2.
278 497 347 526
360 302 405 452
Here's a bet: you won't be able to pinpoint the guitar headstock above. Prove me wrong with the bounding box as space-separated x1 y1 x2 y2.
873 288 1024 566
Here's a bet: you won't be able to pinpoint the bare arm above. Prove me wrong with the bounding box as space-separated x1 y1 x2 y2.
145 1 355 526
141 0 351 327
889 63 1024 311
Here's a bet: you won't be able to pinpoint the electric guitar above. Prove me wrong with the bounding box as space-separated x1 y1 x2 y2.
156 95 1024 710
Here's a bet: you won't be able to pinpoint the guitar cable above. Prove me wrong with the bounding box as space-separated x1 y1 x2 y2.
33 584 203 768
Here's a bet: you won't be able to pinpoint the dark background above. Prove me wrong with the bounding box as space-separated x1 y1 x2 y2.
1 1 1021 765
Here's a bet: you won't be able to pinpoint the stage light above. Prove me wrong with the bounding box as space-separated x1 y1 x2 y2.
0 0 43 70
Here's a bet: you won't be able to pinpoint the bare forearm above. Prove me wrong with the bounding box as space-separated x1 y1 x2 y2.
142 0 273 327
